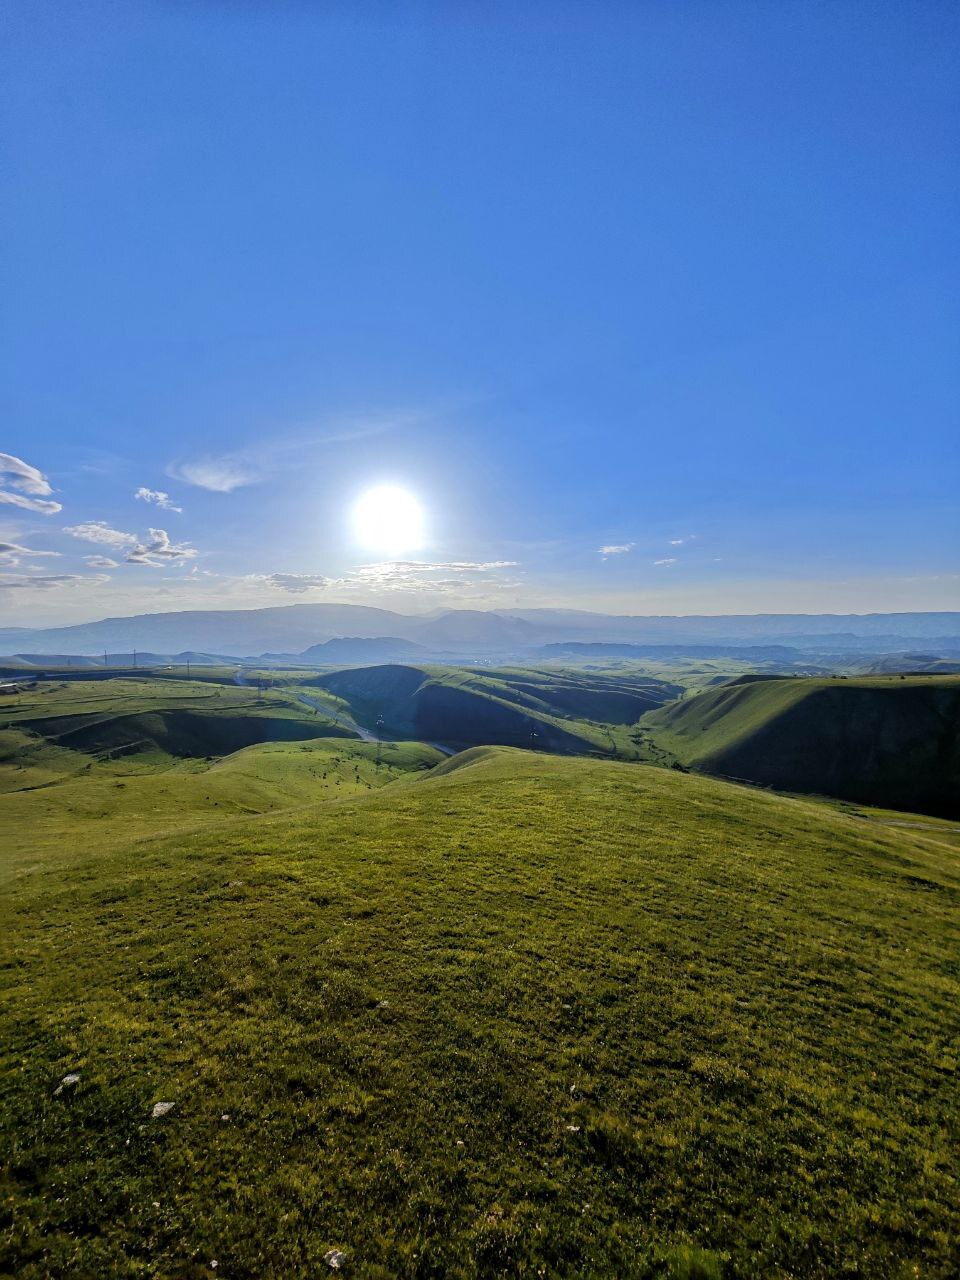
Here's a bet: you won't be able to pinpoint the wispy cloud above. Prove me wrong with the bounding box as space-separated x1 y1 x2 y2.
0 452 62 515
653 557 677 566
0 452 55 496
0 492 63 514
337 560 519 599
0 540 60 566
169 456 262 493
0 573 110 591
83 555 119 568
0 454 63 516
255 572 334 594
64 520 138 548
126 528 198 566
65 520 199 566
169 412 416 493
668 535 697 546
136 487 182 513
346 560 518 594
598 543 634 559
251 559 520 598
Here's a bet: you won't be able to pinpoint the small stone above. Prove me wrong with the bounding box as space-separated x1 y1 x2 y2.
455 1139 465 1147
324 1248 347 1270
54 1072 80 1097
220 1113 230 1122
565 1124 581 1133
151 1101 175 1119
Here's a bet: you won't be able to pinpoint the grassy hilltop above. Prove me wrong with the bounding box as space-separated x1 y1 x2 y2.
640 674 960 818
2 677 959 1278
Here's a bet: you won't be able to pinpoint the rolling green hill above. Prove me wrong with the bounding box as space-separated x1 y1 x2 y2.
2 747 958 1277
312 663 678 754
0 677 354 775
0 736 443 864
640 673 960 817
0 677 443 863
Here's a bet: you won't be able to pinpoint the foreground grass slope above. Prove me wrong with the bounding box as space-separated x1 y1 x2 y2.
641 674 960 818
2 750 957 1278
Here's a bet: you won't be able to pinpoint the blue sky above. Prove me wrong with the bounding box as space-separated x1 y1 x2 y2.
2 0 958 625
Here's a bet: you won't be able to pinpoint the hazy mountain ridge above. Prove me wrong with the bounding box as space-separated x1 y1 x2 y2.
2 603 958 658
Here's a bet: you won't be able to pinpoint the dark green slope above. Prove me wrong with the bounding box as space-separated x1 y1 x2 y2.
19 707 351 759
317 663 595 751
642 674 960 817
315 663 676 752
1 677 354 767
2 750 958 1277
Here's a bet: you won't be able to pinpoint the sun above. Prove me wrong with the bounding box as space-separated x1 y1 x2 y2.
352 484 425 555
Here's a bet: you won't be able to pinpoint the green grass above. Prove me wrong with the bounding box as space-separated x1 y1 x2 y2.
641 673 960 818
309 663 678 757
2 745 958 1277
0 677 356 783
0 736 443 869
0 675 443 872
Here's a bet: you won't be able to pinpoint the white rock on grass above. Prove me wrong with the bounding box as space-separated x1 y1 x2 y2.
324 1248 347 1270
151 1101 175 1119
53 1073 81 1097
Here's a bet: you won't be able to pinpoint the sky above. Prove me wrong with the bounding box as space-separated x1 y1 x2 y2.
2 0 958 626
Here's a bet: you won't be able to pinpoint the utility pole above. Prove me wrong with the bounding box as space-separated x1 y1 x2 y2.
186 657 191 680
376 714 384 769
529 726 538 751
103 649 108 670
133 649 137 671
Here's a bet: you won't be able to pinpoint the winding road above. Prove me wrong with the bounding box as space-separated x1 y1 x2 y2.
234 669 455 755
292 689 378 742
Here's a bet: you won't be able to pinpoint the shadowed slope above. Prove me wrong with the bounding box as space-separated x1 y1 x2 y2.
314 663 677 754
642 674 960 817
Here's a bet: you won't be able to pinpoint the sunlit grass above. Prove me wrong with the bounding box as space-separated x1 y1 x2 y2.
2 746 957 1277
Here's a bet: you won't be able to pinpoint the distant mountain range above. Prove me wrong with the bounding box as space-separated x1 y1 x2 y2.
1 604 958 659
285 636 428 664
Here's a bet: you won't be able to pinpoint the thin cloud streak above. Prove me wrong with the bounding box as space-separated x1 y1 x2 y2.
250 559 521 598
0 452 62 514
0 573 110 591
0 541 60 566
0 491 62 515
168 411 422 492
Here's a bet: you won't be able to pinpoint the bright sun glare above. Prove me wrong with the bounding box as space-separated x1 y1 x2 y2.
352 484 425 555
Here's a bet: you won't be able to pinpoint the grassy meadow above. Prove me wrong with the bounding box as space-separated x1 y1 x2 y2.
1 675 958 1277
